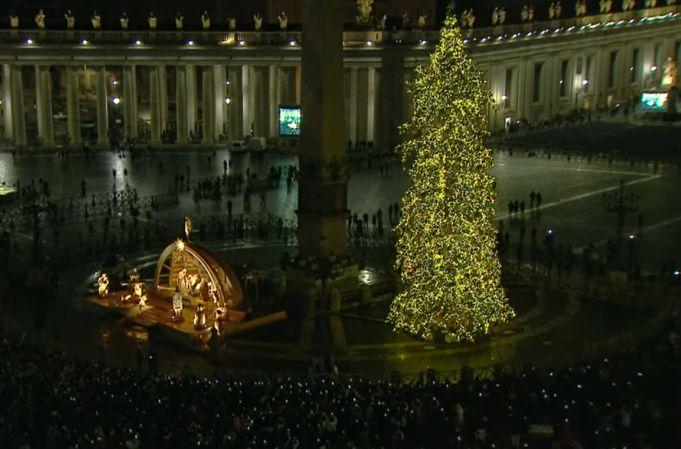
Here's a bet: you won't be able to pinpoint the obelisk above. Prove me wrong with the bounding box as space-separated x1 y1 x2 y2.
297 0 348 258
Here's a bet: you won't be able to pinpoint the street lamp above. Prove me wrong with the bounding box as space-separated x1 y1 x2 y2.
646 65 659 88
575 79 588 108
602 179 639 241
492 95 508 133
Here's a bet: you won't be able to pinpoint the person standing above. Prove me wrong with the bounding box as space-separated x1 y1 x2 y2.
201 10 211 30
148 12 158 30
278 11 288 30
35 9 46 29
9 12 19 29
91 11 102 30
253 12 263 31
120 12 129 30
64 9 75 29
536 191 543 209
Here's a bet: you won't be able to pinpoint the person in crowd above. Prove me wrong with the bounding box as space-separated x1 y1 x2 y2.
34 9 46 29
377 13 387 29
201 10 211 30
401 11 409 28
120 12 129 30
498 6 507 23
417 13 427 29
9 12 19 28
254 12 263 30
148 12 158 30
64 9 75 29
278 11 288 30
91 11 102 30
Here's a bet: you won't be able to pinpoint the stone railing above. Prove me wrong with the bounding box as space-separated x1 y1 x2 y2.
0 6 678 47
462 5 680 46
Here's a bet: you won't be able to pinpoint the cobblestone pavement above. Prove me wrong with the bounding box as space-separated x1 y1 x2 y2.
1 135 680 375
1 144 679 273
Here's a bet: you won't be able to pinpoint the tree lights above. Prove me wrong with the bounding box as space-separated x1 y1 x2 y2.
388 15 514 342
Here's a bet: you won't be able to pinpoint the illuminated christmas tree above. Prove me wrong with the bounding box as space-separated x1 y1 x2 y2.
388 15 514 342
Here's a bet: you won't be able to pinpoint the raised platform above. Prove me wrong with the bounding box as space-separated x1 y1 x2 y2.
84 287 223 348
0 184 17 204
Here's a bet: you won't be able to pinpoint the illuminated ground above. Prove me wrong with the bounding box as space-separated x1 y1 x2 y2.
0 122 679 374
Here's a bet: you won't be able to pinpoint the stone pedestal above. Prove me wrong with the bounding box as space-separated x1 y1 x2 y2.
297 0 348 259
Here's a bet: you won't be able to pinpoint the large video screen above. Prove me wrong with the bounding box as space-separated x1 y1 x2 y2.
640 92 668 111
279 105 301 137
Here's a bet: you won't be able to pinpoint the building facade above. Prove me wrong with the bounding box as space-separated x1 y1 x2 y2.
0 4 679 149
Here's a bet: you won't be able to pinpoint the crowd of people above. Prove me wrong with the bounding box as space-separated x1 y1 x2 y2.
1 304 680 448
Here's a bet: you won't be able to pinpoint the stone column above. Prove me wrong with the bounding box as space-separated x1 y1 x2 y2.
65 66 81 145
10 65 26 146
279 66 297 104
123 65 138 139
594 49 608 108
521 59 534 120
252 66 268 137
149 65 162 144
402 68 414 124
186 65 197 137
95 67 108 146
373 67 384 148
2 65 14 141
298 0 348 257
202 67 216 144
213 65 225 139
228 65 243 140
366 67 376 144
356 69 368 142
348 67 358 144
158 65 168 134
241 65 253 137
381 53 404 149
295 65 301 104
35 65 55 146
175 65 188 144
269 64 281 138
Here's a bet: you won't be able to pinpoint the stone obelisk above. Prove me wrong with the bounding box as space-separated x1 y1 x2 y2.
297 0 348 258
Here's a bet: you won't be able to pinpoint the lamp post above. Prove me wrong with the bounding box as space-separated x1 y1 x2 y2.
575 79 588 109
602 179 639 242
492 95 507 134
645 65 658 89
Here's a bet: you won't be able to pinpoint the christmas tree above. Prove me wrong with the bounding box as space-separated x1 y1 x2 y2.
388 15 514 342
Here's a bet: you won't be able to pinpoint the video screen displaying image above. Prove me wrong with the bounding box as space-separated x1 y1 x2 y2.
640 92 668 111
279 105 301 136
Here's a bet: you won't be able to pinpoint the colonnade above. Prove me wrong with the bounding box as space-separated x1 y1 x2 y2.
0 60 399 148
484 34 681 130
1 23 679 148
